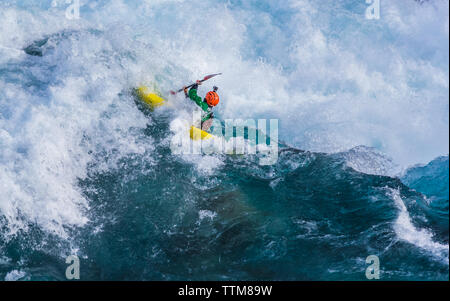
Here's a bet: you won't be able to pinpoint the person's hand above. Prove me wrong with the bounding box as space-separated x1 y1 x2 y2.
183 86 188 93
196 80 202 85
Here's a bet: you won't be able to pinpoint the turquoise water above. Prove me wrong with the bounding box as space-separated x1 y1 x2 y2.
402 156 449 202
0 0 448 280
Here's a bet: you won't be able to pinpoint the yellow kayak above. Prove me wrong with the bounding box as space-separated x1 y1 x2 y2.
136 86 166 110
136 85 214 141
189 126 214 141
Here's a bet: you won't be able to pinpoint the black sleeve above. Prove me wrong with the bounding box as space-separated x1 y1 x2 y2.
190 83 199 91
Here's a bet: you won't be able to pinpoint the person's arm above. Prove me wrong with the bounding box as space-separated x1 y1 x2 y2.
188 83 209 111
183 81 200 98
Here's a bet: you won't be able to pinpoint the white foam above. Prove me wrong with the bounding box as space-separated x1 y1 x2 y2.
0 2 155 239
4 270 27 281
148 0 448 167
340 146 401 177
390 188 448 262
0 0 448 241
198 210 217 221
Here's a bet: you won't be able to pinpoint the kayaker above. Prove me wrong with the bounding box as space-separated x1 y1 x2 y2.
184 81 219 131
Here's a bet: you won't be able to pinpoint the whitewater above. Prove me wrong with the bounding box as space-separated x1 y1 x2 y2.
0 0 448 280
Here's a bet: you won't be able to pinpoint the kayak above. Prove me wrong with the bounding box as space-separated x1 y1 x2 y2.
136 85 214 141
190 126 213 141
136 86 166 110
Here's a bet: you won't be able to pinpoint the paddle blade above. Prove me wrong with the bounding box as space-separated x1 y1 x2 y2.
202 73 222 81
171 73 222 96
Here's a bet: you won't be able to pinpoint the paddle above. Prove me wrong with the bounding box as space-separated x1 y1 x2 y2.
170 73 222 95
